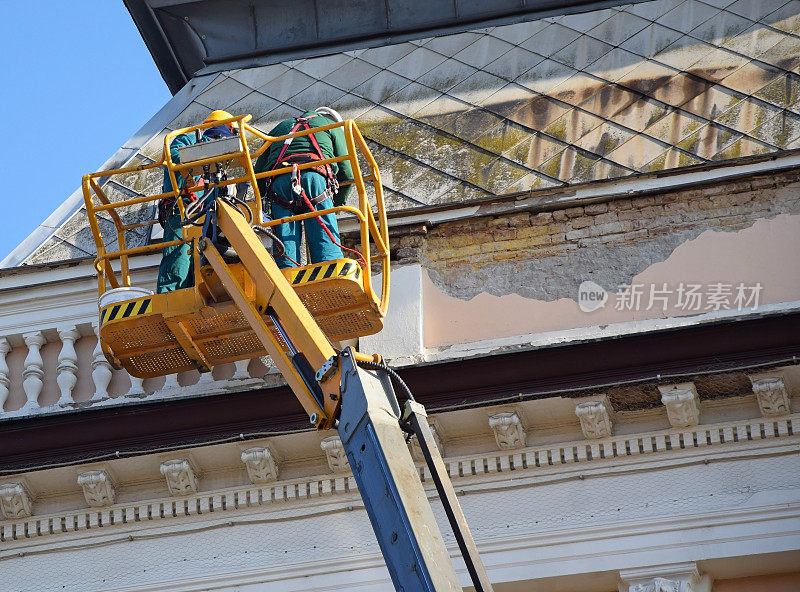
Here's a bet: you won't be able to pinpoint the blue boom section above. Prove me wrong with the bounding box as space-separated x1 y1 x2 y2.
336 350 461 592
348 421 435 589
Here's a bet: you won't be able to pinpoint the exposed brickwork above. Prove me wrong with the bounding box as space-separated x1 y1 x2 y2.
415 170 800 300
425 172 800 271
342 222 428 273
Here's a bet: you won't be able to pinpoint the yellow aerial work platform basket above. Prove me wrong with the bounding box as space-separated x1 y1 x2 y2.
82 114 390 378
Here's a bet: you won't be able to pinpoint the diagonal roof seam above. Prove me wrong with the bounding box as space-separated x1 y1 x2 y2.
136 154 159 166
580 6 800 128
558 7 797 101
269 64 569 188
555 16 784 109
273 45 641 175
366 109 566 190
364 26 733 171
514 69 722 163
537 39 786 156
272 54 650 181
494 76 719 171
363 137 498 196
692 0 800 45
479 106 643 174
27 236 94 264
105 180 148 199
378 186 429 208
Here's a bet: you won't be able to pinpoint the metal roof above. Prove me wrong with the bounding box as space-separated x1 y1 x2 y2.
9 0 800 266
124 0 648 94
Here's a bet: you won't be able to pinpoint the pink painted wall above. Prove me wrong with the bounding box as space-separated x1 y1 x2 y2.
712 572 800 592
424 214 800 348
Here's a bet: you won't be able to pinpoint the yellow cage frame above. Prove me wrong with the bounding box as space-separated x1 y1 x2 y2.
82 113 390 318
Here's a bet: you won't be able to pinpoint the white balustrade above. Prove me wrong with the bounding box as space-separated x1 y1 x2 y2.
91 324 113 401
162 373 180 392
0 327 272 416
232 359 250 380
260 355 275 374
56 326 80 405
22 331 45 410
127 374 146 397
197 368 215 386
0 338 10 410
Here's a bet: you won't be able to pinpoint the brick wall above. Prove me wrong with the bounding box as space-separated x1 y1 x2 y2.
388 169 800 301
426 171 800 271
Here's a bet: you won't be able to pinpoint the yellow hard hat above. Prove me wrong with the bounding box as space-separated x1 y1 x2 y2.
204 110 236 129
204 110 234 123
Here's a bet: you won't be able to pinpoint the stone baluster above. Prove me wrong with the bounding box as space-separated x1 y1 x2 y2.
232 359 250 380
197 369 215 386
91 325 113 401
260 355 275 378
162 373 180 391
56 326 80 406
127 373 146 397
22 331 45 410
0 338 10 411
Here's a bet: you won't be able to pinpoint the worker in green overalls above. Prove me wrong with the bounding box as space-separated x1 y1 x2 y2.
253 107 354 269
156 110 235 293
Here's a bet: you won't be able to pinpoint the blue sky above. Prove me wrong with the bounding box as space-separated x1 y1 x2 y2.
0 1 171 262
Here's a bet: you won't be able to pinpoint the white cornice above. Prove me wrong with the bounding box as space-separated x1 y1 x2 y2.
0 254 160 293
421 300 800 368
338 151 800 234
0 255 160 343
1 414 797 547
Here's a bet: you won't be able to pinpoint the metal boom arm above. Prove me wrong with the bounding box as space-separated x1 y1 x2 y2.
207 199 491 591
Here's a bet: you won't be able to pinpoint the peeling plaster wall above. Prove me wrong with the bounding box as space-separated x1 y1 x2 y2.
422 172 800 347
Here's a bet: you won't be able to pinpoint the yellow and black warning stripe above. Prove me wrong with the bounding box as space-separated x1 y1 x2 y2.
287 260 362 286
101 298 153 325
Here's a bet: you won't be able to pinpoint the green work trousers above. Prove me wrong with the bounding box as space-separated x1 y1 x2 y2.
156 209 193 293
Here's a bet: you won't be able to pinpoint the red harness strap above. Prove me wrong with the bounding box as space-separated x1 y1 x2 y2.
291 162 368 269
267 116 366 269
265 117 339 213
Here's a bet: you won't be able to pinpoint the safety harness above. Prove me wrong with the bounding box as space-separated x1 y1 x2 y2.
263 116 339 214
262 115 367 268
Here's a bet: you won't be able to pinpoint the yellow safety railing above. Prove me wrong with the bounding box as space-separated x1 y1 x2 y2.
81 114 390 315
247 119 390 316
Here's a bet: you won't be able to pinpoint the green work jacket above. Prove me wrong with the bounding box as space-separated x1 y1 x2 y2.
254 111 354 205
162 131 199 193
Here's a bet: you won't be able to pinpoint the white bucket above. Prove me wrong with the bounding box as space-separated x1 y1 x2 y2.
98 286 154 309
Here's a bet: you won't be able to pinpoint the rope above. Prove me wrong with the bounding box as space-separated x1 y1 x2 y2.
356 359 415 403
295 169 368 269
